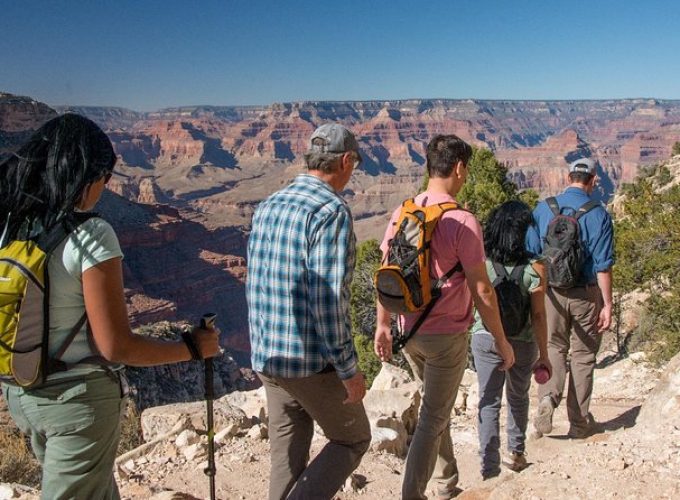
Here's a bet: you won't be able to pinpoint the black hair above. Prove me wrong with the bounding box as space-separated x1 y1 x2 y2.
425 134 473 178
568 171 594 184
483 200 534 265
0 113 116 240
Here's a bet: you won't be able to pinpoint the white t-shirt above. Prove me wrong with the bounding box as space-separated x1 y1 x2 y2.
47 217 123 378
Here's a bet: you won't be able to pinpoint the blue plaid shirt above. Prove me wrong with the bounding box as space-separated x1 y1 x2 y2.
246 174 358 379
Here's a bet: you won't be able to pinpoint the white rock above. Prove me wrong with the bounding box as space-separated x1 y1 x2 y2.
364 384 420 435
175 429 200 448
0 484 17 500
215 423 240 444
182 443 208 461
140 400 247 442
226 387 268 424
246 424 268 440
370 426 407 457
371 363 413 390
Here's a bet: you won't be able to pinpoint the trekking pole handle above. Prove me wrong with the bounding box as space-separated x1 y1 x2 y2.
200 313 217 332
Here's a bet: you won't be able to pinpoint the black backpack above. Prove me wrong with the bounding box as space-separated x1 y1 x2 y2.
491 261 530 338
543 197 600 289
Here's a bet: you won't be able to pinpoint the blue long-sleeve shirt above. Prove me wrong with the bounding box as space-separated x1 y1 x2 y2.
526 187 615 285
246 174 358 379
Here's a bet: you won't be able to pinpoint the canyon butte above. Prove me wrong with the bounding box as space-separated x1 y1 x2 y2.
2 92 680 358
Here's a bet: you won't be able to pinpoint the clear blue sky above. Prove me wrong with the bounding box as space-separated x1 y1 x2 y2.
2 0 680 111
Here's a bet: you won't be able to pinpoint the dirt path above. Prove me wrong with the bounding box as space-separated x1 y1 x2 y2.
119 393 663 500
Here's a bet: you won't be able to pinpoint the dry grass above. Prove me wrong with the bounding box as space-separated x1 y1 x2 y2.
0 425 41 487
117 400 144 456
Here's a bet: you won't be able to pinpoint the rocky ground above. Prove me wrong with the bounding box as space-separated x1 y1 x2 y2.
2 350 679 500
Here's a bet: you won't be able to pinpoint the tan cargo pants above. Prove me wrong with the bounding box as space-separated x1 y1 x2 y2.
402 333 468 500
538 285 603 431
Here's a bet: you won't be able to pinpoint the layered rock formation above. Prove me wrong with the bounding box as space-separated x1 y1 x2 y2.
4 92 680 356
0 93 57 159
52 98 680 239
95 191 249 353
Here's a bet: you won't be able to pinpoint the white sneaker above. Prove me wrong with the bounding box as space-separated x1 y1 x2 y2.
534 396 554 435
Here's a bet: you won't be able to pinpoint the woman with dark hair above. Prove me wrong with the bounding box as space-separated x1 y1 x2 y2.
0 114 219 499
471 200 552 480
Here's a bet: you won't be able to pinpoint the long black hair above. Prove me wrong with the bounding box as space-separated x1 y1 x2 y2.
0 113 116 240
483 200 534 265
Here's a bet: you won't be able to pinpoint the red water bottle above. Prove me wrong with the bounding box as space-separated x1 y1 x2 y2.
534 364 550 384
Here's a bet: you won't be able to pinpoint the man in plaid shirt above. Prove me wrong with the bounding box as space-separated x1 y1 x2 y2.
247 124 370 500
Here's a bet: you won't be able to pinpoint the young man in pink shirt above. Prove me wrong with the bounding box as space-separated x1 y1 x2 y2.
375 134 515 500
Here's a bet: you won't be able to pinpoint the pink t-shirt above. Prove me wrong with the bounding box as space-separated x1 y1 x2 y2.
380 191 486 335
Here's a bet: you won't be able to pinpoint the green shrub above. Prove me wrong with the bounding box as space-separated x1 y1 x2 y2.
614 164 680 364
672 141 680 156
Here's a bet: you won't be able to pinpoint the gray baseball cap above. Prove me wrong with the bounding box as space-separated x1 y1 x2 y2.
309 124 360 155
569 157 597 175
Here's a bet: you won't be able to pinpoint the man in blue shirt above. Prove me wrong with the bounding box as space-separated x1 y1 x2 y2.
247 124 370 500
526 157 615 439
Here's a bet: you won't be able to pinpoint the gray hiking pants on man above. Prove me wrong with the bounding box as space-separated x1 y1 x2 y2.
539 285 603 433
259 371 371 500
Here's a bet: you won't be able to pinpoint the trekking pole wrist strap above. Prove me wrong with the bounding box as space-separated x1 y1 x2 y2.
181 331 202 361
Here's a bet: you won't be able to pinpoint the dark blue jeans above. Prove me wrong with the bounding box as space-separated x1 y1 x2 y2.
472 332 537 476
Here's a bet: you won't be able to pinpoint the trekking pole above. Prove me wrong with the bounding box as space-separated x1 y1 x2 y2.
200 313 218 500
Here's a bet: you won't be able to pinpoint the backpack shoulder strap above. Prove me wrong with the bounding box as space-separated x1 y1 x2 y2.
35 212 99 255
491 261 509 285
546 197 561 216
397 256 462 351
509 263 526 283
433 261 462 291
574 200 601 220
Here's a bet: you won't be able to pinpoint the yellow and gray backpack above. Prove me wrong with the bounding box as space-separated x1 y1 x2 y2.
375 198 463 352
0 213 95 388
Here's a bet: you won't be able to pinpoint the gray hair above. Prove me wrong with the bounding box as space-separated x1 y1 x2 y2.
303 151 344 174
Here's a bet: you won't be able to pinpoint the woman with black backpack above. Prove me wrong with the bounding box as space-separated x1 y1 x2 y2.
471 200 552 480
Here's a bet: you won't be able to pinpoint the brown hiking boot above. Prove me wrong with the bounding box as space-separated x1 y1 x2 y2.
502 451 528 472
533 396 554 436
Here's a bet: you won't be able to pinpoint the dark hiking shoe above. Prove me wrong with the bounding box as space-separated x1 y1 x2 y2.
567 425 592 439
568 413 602 439
502 451 528 472
481 468 501 481
534 396 555 435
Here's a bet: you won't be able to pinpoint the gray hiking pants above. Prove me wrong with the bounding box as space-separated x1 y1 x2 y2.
258 370 371 500
472 332 537 476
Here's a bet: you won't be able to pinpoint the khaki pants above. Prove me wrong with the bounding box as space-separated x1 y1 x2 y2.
258 370 371 500
2 371 126 500
539 285 603 430
402 333 468 500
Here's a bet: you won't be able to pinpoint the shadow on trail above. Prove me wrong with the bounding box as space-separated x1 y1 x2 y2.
545 404 641 441
601 404 641 431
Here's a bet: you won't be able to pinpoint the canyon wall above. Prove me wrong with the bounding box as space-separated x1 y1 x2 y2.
5 93 680 357
57 98 680 239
